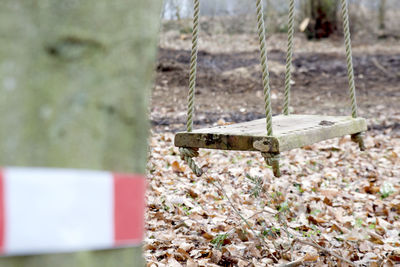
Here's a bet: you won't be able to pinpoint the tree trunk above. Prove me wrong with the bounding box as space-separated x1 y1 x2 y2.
303 0 339 39
0 0 162 266
378 0 387 30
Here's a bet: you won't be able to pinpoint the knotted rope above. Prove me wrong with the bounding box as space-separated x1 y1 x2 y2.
256 0 281 176
180 0 203 176
283 0 295 116
262 153 281 177
351 133 366 151
179 147 203 176
341 0 365 150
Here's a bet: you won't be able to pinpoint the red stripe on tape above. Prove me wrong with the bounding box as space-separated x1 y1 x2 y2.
113 173 146 246
0 170 4 253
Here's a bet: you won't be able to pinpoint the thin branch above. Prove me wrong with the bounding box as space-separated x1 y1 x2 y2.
212 178 262 242
208 175 280 263
207 174 357 266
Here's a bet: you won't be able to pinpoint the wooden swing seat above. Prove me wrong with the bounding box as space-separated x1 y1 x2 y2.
175 115 367 153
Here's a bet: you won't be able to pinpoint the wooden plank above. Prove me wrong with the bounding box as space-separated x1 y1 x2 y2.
175 115 367 152
275 116 367 152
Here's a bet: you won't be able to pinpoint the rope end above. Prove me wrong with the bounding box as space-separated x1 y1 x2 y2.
262 152 282 177
351 133 366 151
179 147 203 177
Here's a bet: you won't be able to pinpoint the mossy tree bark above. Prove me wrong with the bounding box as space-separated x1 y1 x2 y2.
0 0 162 266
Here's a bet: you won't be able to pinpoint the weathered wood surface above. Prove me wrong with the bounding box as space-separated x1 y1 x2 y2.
0 0 162 266
175 115 367 153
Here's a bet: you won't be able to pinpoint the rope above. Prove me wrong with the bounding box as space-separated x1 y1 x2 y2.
262 152 281 177
351 133 366 151
283 0 295 115
340 0 358 118
187 0 200 132
179 148 203 176
256 0 274 136
181 0 202 176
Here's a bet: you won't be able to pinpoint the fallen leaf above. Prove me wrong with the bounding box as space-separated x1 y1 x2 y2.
172 161 185 173
210 249 222 264
303 253 319 262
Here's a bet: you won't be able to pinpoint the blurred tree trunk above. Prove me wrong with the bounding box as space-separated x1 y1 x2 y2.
302 0 339 39
265 0 279 33
0 0 162 266
171 0 182 20
378 0 387 30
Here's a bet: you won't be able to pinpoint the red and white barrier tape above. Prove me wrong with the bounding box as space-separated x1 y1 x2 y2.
0 167 146 256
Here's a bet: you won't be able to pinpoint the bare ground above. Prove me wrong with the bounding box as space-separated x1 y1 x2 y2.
151 33 400 135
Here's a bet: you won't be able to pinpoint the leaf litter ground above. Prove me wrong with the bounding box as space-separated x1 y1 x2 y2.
146 30 400 267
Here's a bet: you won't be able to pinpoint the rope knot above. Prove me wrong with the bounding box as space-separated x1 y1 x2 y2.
179 147 199 158
351 133 366 151
262 152 281 177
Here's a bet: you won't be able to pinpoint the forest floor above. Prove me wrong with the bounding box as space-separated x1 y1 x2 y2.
145 27 400 266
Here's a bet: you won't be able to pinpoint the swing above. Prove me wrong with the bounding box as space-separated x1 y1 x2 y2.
175 0 367 177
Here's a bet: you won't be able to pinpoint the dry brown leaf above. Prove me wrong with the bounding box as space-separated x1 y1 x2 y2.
217 118 226 126
364 184 380 194
177 247 191 260
303 253 319 262
389 249 400 262
172 161 185 173
323 196 333 206
320 189 340 198
201 231 214 241
187 189 198 198
210 249 222 264
179 242 194 252
308 215 327 224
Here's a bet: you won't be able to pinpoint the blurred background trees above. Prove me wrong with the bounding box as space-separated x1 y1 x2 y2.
161 0 398 39
301 0 339 39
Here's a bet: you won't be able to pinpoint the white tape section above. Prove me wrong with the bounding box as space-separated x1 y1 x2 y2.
0 167 146 256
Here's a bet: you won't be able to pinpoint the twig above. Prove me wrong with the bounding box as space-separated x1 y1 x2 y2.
209 175 280 263
248 209 276 220
371 57 399 78
212 178 259 239
205 174 358 266
293 239 357 267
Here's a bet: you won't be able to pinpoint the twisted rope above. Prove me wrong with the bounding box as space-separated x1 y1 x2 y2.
340 0 358 118
181 0 202 176
283 0 295 115
187 0 200 132
256 0 273 136
179 148 203 176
